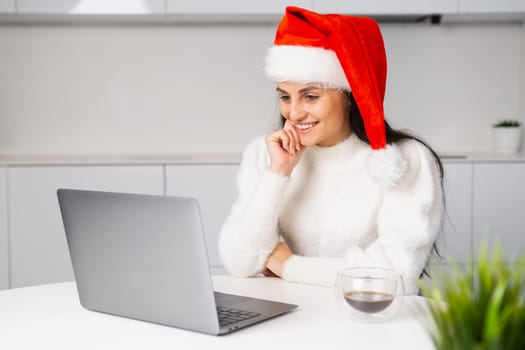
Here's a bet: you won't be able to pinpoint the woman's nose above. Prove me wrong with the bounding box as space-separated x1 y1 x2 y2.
288 100 306 121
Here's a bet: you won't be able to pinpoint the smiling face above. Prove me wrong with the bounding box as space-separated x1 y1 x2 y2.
277 82 352 147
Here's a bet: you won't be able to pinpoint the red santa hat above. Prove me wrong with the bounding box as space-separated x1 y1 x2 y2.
265 6 388 150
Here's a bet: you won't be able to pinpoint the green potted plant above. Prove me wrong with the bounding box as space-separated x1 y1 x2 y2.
492 119 522 154
419 242 525 350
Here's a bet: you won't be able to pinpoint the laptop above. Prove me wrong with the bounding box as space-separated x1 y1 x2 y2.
57 188 297 335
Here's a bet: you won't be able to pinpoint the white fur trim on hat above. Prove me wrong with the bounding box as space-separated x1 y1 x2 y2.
265 45 350 90
367 144 408 188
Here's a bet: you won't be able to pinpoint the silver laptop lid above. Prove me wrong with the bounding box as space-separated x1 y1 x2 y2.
57 189 220 334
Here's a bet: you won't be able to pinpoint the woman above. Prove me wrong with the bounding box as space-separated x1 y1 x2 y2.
218 6 444 295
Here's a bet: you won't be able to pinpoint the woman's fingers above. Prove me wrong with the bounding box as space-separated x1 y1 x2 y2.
289 126 302 151
265 126 305 177
281 128 296 155
267 129 287 153
268 128 295 155
263 242 293 277
284 121 301 152
262 267 278 277
267 121 304 156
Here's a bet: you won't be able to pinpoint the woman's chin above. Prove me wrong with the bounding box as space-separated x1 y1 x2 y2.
299 135 317 147
300 140 315 147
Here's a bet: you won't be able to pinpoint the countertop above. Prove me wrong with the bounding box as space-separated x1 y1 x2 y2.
0 152 524 165
439 152 525 163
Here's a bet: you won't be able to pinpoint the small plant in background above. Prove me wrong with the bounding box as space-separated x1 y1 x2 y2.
493 120 522 128
419 241 525 350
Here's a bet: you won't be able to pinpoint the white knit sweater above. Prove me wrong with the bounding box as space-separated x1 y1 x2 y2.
218 134 443 294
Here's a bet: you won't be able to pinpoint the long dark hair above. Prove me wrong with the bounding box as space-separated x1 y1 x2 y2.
279 92 445 278
347 93 444 180
348 93 445 278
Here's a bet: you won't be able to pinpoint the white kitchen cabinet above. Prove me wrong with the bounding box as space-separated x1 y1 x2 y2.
312 0 458 15
0 167 8 290
8 165 164 288
459 0 525 13
0 0 15 12
472 163 525 263
440 163 473 264
166 165 239 272
17 0 164 14
166 0 312 15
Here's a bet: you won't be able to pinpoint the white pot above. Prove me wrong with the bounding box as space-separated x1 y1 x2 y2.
492 126 522 154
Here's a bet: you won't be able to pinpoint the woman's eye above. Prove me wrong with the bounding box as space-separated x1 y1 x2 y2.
279 95 290 102
305 95 319 101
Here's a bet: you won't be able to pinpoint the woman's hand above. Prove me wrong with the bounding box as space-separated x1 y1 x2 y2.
265 123 305 177
263 242 293 278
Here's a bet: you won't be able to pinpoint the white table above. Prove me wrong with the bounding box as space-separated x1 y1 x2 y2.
0 275 435 349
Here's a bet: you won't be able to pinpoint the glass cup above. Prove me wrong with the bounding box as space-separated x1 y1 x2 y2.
335 267 405 322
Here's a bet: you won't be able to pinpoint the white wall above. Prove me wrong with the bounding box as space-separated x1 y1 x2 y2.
520 23 525 119
0 21 522 155
383 23 521 154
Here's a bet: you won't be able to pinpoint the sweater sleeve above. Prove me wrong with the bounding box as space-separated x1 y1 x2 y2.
218 136 290 277
282 140 444 294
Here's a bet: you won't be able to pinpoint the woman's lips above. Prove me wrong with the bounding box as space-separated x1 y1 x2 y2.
294 122 319 134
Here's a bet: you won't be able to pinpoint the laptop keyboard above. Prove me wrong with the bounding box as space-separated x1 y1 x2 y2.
217 306 261 327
